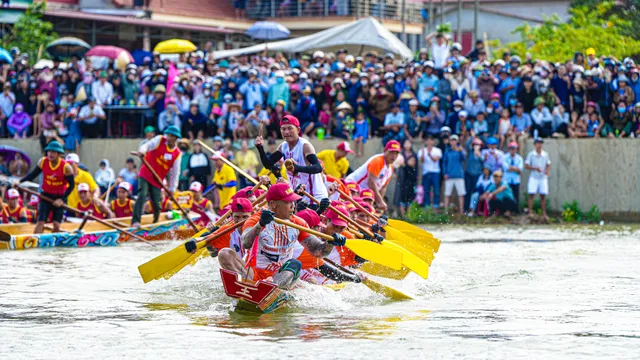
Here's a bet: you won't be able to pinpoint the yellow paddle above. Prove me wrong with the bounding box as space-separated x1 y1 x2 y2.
388 219 442 253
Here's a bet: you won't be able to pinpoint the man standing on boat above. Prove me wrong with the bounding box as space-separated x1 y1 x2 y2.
1 188 28 223
17 140 75 233
345 140 401 212
76 183 114 219
222 183 345 290
130 125 182 227
255 114 328 204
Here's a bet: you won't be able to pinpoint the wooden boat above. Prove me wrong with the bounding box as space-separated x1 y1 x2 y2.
220 269 290 314
0 213 200 251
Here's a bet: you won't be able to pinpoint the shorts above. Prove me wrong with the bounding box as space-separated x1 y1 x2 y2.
37 193 65 223
527 177 549 195
444 178 466 197
249 266 276 281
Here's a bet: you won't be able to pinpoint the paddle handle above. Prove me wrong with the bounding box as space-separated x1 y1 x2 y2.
100 182 117 200
135 152 199 231
20 186 155 246
213 188 267 228
337 188 380 221
299 189 374 238
197 140 269 192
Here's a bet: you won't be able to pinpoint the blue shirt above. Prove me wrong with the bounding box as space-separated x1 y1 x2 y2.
500 77 520 106
384 111 405 126
442 147 466 178
502 153 524 185
239 80 268 111
510 113 532 132
417 74 439 107
486 180 515 201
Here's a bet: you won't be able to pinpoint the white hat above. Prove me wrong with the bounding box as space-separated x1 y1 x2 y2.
189 181 203 192
118 182 132 193
6 188 19 199
275 70 285 78
450 134 459 141
409 99 419 106
65 153 80 163
494 59 506 67
345 55 355 62
458 110 468 118
423 61 435 68
440 126 452 133
332 78 345 87
384 72 395 79
78 183 90 192
299 72 309 79
313 51 325 59
451 42 462 51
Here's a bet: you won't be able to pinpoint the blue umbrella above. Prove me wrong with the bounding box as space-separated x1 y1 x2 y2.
245 21 290 41
131 49 153 66
0 47 12 64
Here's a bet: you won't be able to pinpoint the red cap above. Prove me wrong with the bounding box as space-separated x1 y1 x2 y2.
384 140 401 152
28 195 39 205
211 152 224 160
6 188 19 199
345 181 360 193
337 141 355 154
254 188 266 198
508 141 519 148
219 205 231 217
296 209 321 227
345 202 357 213
266 183 301 202
230 197 253 213
358 201 374 213
232 186 255 200
326 203 349 227
360 189 374 201
280 114 300 127
189 181 203 192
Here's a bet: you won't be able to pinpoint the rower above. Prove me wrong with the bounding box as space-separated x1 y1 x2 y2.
76 183 113 219
18 140 75 233
222 182 344 290
317 141 354 179
110 182 135 218
321 203 363 268
1 189 28 223
344 181 361 198
359 189 375 207
131 125 182 227
65 153 100 210
255 114 328 203
345 140 401 212
189 181 214 226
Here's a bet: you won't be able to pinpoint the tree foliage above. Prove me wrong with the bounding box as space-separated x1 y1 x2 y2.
571 0 640 40
496 1 640 63
1 1 58 61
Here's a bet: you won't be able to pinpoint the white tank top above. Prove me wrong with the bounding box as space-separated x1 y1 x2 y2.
345 154 393 191
280 138 328 201
229 229 244 258
255 221 299 271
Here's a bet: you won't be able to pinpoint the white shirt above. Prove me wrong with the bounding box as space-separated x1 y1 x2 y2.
418 146 442 174
91 80 114 106
525 150 551 180
431 42 450 69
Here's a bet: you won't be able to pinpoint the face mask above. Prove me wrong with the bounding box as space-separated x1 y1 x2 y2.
16 108 23 114
509 99 517 106
204 90 211 96
387 79 394 85
83 77 92 84
360 80 368 86
60 100 68 108
276 77 284 84
618 107 626 113
492 101 500 108
454 106 462 112
540 87 548 93
487 108 494 114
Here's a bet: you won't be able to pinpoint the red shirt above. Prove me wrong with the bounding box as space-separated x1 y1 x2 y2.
111 199 134 218
138 136 180 189
41 158 69 196
77 199 105 219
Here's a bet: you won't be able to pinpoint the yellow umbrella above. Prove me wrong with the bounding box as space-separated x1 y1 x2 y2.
115 51 132 70
154 39 197 54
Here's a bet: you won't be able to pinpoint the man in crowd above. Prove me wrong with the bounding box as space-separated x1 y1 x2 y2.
417 135 442 209
525 138 551 220
502 141 524 207
442 134 466 214
317 141 354 179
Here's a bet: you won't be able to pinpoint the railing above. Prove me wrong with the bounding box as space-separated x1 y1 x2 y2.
245 0 425 23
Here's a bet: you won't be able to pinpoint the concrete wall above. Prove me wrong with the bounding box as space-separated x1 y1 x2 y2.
2 138 639 215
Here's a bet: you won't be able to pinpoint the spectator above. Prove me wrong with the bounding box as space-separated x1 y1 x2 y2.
8 152 28 177
425 96 445 137
77 97 106 138
118 158 138 193
631 102 640 138
239 70 268 111
525 138 551 220
95 159 116 194
517 77 538 113
480 170 518 217
178 139 191 191
234 140 259 188
510 101 532 140
418 135 442 209
0 83 16 131
0 154 8 176
157 102 182 133
382 103 405 144
267 70 290 109
245 102 269 138
352 109 369 157
464 90 485 119
603 101 632 138
295 87 318 132
7 103 31 138
469 165 493 215
447 99 464 131
502 142 524 207
404 99 424 140
183 100 207 141
496 108 513 148
187 142 211 186
92 71 114 106
425 32 450 69
613 75 634 105
397 139 418 218
442 134 466 214
416 62 438 108
551 103 570 138
464 137 484 213
481 137 504 172
530 97 553 138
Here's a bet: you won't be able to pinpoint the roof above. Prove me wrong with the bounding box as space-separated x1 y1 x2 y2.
149 0 237 21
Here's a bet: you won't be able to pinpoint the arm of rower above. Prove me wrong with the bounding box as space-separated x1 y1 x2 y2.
300 235 333 258
293 143 322 174
98 200 114 218
367 173 384 204
318 263 361 283
257 143 283 170
19 158 44 183
241 223 262 250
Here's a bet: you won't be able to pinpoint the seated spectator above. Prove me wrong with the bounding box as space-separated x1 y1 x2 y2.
481 137 504 172
510 101 531 140
183 100 207 141
7 103 31 138
382 103 405 144
473 111 489 139
158 102 182 133
602 101 632 138
631 102 640 137
551 103 570 138
0 83 15 135
404 99 424 140
613 75 635 106
480 170 518 217
77 97 106 138
118 158 138 193
0 154 9 176
530 97 553 138
469 165 492 215
8 152 27 177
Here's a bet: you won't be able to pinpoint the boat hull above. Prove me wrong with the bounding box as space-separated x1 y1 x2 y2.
220 269 290 314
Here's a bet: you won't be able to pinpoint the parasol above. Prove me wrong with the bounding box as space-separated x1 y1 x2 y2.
153 39 197 54
245 21 290 41
0 145 32 169
46 37 91 59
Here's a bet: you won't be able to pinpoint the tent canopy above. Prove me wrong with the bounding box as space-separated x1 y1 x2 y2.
214 17 413 60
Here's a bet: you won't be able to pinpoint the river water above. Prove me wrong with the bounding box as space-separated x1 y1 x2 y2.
1 225 639 359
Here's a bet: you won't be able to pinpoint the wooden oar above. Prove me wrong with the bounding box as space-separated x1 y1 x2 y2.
196 141 269 191
300 189 430 279
100 182 117 200
134 152 199 232
323 258 414 301
19 186 156 247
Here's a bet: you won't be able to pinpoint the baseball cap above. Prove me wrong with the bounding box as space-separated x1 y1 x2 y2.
118 182 132 193
337 141 355 154
345 202 357 213
508 141 519 148
450 134 459 141
65 153 80 163
325 203 349 227
534 138 544 143
211 152 223 160
296 209 321 227
266 183 301 202
360 189 375 201
28 195 39 205
230 197 253 213
6 188 20 199
280 114 300 127
384 140 401 152
78 183 90 192
144 125 155 134
358 201 374 214
232 186 255 200
189 181 203 192
345 181 360 193
440 126 452 133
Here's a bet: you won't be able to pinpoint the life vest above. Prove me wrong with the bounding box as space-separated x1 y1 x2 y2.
1 204 26 223
111 198 134 218
145 198 171 213
41 158 69 196
138 136 180 189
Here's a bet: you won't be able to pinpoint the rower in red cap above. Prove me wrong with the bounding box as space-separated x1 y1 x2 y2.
254 114 328 204
1 189 28 223
345 140 401 212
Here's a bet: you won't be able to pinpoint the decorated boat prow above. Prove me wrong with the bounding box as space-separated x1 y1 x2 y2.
220 269 290 314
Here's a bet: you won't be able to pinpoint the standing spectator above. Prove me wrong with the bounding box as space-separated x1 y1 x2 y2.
442 134 466 214
234 140 259 188
295 87 318 133
267 71 290 109
416 62 438 108
480 170 518 217
239 70 268 111
0 83 16 133
551 65 571 108
157 102 182 133
525 138 551 220
425 32 450 69
481 137 504 172
464 137 484 213
425 97 446 137
211 153 237 212
95 159 116 194
187 142 211 186
382 103 405 144
499 67 520 107
369 84 395 134
417 135 442 209
613 76 634 106
91 71 114 106
502 142 524 207
269 99 288 138
77 97 106 138
397 139 418 218
178 140 191 191
183 100 208 141
517 77 538 113
404 99 424 140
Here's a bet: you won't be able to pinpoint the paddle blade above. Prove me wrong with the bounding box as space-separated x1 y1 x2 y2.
384 226 435 264
360 263 411 280
363 278 414 301
344 239 403 270
387 219 441 252
382 240 430 279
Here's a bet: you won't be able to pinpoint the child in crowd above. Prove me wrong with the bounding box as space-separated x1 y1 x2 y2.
497 108 513 148
352 109 369 157
473 112 489 141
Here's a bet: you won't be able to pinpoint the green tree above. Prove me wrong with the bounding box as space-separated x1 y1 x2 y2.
1 1 58 61
496 1 640 62
571 0 640 40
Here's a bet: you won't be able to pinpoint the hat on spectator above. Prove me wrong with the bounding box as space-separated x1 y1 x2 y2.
469 90 479 98
451 42 462 51
409 99 419 106
635 102 640 109
618 75 629 83
494 59 506 67
189 181 203 192
301 86 312 94
335 102 353 113
490 92 501 99
458 110 468 118
534 138 544 143
384 140 401 152
313 51 325 59
153 84 166 93
164 125 182 138
586 101 597 108
487 137 499 146
78 183 90 192
6 188 20 199
337 141 355 154
440 126 452 133
44 140 65 154
510 55 522 64
210 152 224 160
99 71 108 78
297 209 321 227
212 135 224 142
472 138 483 146
118 182 132 193
275 70 285 78
332 78 345 87
450 134 459 141
280 114 300 127
423 61 435 68
144 125 155 134
65 153 80 163
508 141 519 149
534 97 545 106
453 99 463 107
266 182 301 202
345 55 355 62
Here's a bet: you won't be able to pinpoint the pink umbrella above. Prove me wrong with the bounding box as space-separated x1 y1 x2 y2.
86 46 134 62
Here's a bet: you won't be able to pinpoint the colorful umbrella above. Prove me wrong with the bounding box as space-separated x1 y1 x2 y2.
86 46 134 62
153 39 197 54
131 49 153 65
245 21 290 41
0 47 13 64
115 51 133 70
46 37 91 59
0 145 31 169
